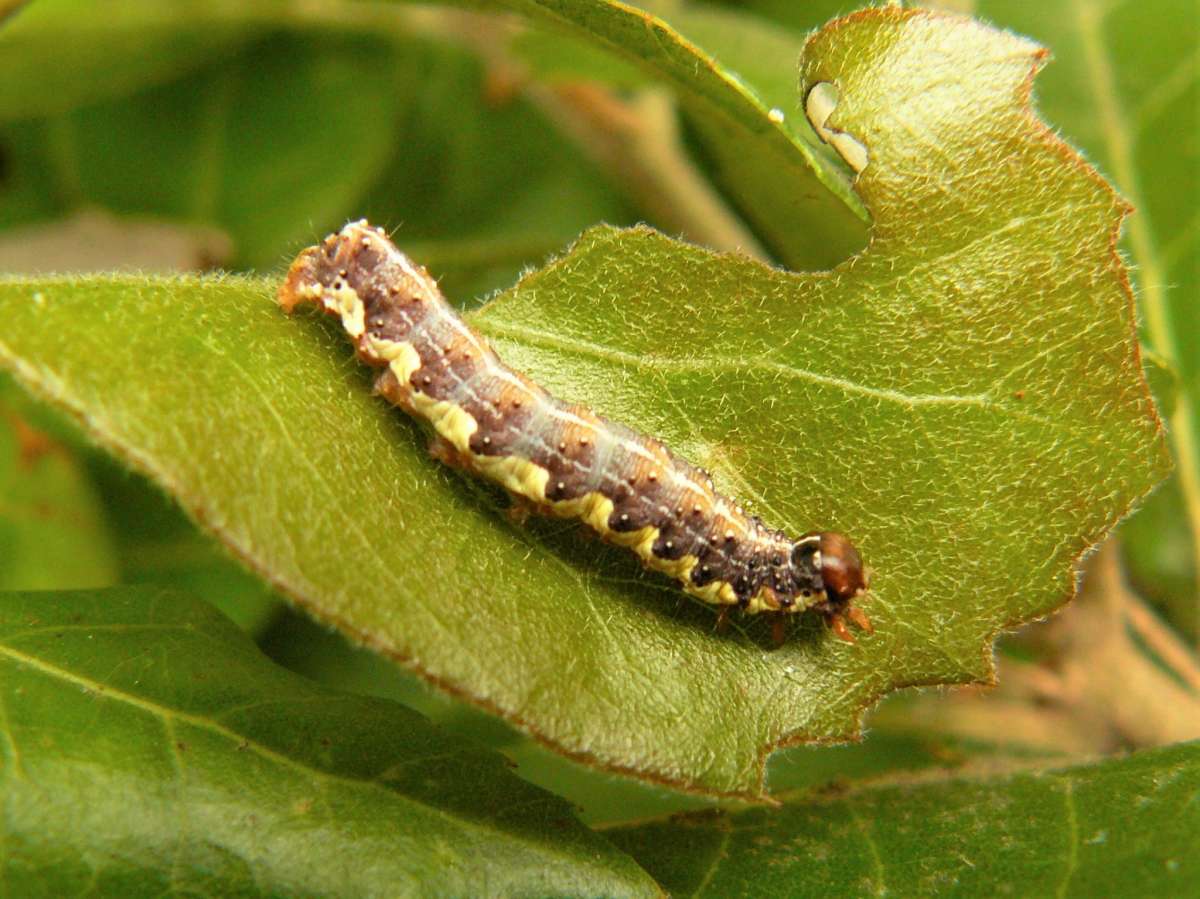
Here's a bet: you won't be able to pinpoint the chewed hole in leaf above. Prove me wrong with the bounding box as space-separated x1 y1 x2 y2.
805 81 870 173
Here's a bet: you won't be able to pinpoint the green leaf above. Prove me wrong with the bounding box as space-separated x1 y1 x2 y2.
0 0 264 121
1 31 406 269
605 741 1200 897
0 8 1167 799
482 0 869 268
0 586 657 897
965 0 1200 638
0 13 630 292
0 376 117 590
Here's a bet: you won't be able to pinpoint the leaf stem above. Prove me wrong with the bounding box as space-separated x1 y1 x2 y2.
533 83 770 259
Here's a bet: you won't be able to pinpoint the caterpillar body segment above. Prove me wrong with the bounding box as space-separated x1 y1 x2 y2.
279 221 871 640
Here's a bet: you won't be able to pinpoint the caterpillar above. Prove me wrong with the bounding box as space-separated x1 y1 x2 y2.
279 221 871 643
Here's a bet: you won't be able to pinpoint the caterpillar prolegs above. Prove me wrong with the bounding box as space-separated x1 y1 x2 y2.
279 221 872 643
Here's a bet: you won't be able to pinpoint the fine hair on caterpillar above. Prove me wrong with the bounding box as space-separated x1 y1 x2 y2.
279 220 872 644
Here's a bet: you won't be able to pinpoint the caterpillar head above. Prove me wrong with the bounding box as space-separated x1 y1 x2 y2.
792 531 872 640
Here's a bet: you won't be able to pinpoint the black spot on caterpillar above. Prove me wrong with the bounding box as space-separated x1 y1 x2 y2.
279 221 872 643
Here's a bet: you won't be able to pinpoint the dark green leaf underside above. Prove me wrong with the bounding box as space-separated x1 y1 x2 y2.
0 587 656 897
607 741 1200 897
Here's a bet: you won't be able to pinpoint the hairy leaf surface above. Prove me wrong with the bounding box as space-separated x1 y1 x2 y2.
0 9 1166 796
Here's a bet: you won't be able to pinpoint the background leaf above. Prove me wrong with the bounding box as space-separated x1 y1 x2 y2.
483 0 869 268
0 8 1166 799
254 600 1080 826
0 0 262 121
606 741 1200 897
0 375 116 590
0 4 631 298
0 586 657 897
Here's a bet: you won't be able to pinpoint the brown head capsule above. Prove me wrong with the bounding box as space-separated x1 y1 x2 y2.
791 530 872 641
816 531 868 607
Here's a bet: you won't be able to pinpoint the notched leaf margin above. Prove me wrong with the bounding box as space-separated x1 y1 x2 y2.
754 5 1169 801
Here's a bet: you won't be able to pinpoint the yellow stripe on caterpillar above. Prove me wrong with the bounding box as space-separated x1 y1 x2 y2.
410 393 477 456
364 335 423 384
473 453 551 503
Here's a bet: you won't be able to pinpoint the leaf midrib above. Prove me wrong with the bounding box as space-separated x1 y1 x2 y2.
480 316 992 408
478 316 1107 448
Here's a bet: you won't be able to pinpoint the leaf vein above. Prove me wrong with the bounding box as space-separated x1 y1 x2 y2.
0 680 20 777
480 320 993 409
0 642 562 852
1057 776 1080 898
847 800 888 897
690 821 732 897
